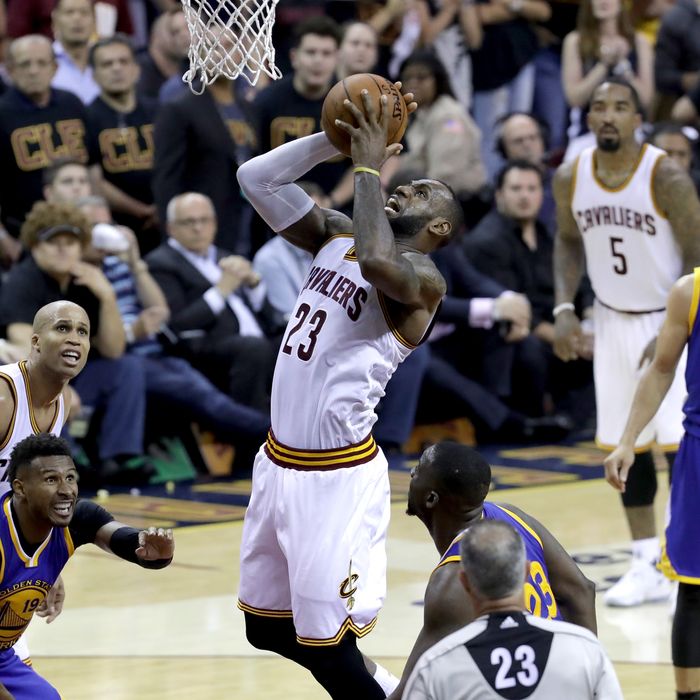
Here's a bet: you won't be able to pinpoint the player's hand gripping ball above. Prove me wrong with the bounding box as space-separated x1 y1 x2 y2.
321 73 409 156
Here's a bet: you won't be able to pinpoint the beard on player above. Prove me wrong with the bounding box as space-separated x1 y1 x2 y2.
390 212 428 241
596 127 621 152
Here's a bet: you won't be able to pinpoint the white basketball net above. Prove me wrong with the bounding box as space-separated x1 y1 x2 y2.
180 0 282 94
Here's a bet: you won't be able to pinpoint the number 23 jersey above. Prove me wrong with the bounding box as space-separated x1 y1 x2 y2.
571 143 680 312
270 234 418 449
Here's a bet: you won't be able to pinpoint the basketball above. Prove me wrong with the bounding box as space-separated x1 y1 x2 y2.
321 74 409 157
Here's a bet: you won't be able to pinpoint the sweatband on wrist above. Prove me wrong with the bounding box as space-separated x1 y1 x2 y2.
353 166 381 177
109 527 172 569
552 302 575 317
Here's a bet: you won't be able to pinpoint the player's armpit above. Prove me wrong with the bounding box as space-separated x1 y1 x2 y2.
653 157 700 273
280 206 352 255
389 564 474 699
503 504 597 634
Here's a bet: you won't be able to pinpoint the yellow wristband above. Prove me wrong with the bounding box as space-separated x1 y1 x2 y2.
353 166 381 177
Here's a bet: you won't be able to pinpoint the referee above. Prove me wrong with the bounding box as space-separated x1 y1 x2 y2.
403 520 623 699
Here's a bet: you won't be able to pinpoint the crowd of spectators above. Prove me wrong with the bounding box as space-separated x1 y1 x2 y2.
0 0 698 486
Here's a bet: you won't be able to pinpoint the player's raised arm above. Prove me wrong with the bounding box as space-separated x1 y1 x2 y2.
335 92 447 310
652 157 700 275
236 132 350 254
605 274 693 491
553 160 586 361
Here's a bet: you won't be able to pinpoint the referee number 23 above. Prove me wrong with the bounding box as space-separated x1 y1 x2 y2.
524 561 558 619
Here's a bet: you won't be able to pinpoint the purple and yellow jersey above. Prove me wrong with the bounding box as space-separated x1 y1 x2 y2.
435 502 562 621
0 492 74 652
682 268 700 439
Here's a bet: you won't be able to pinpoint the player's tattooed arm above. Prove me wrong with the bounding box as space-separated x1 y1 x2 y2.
553 161 587 361
552 160 586 306
653 157 700 274
388 564 475 700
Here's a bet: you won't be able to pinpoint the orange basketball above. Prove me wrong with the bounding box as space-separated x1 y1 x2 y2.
321 73 409 157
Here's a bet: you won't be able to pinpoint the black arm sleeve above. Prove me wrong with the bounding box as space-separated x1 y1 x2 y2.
109 527 172 569
68 499 115 548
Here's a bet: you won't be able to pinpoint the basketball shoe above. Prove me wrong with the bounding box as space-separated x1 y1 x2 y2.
604 558 671 607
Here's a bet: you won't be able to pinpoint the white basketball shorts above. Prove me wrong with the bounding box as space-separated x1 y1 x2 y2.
238 433 390 646
594 301 686 450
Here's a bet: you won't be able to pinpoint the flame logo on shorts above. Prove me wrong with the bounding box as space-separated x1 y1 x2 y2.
339 560 359 610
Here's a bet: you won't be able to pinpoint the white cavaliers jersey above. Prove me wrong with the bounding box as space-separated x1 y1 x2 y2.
270 234 424 449
403 611 623 700
0 361 67 481
571 143 681 312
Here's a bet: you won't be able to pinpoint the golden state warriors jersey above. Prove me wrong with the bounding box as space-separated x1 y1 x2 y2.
270 234 420 449
571 144 680 312
0 492 74 651
0 362 66 482
436 503 562 621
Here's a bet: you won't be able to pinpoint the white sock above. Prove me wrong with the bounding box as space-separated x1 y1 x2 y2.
373 663 399 696
632 536 660 564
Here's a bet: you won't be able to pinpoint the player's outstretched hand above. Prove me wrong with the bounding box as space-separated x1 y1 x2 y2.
553 309 583 361
0 683 15 699
604 445 635 492
36 575 66 624
136 527 174 562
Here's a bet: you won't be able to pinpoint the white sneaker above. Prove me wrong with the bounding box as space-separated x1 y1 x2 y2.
604 560 671 607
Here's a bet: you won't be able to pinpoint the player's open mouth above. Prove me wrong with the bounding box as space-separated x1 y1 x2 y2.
385 197 401 216
53 501 74 517
61 350 81 366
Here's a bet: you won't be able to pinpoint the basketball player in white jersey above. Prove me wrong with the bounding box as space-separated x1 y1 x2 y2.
553 78 700 607
0 300 90 663
402 520 623 700
236 89 463 698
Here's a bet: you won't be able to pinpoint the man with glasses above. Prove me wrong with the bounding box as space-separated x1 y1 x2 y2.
146 192 284 412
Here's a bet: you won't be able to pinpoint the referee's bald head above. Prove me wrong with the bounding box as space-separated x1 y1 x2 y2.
459 520 526 601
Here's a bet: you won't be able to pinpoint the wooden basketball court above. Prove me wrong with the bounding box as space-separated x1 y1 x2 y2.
24 467 674 699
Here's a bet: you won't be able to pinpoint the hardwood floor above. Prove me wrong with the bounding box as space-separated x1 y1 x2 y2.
25 477 673 698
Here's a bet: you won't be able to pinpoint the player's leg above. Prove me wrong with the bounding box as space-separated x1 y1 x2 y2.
593 305 670 606
277 446 391 697
0 648 60 699
238 450 295 644
662 433 700 697
244 605 397 697
673 583 700 698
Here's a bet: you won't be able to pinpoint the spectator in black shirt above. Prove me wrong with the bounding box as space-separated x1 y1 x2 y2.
494 112 556 236
470 0 551 178
0 35 89 239
136 8 190 100
152 36 257 254
654 0 700 104
87 34 159 254
0 201 153 484
463 161 593 421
